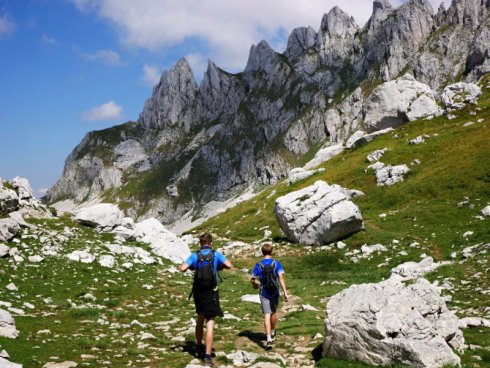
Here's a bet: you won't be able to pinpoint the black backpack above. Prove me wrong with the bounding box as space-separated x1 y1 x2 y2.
193 250 217 290
259 260 279 292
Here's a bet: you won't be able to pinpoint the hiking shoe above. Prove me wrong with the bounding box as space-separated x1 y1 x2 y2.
194 345 205 359
266 341 273 351
204 356 216 366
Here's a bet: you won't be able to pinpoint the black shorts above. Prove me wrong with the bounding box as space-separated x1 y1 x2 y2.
193 288 224 318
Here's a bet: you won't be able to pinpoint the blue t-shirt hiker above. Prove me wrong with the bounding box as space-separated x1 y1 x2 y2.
180 233 233 366
250 243 289 350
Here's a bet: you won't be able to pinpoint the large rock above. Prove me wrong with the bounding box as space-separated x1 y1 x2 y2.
363 75 442 133
66 250 95 264
0 244 10 258
303 144 344 170
323 276 463 367
441 82 482 110
287 168 324 185
73 203 124 229
9 177 33 200
375 164 410 186
274 181 363 245
0 185 19 215
345 128 393 149
391 257 449 280
0 219 20 242
0 357 22 368
134 218 191 263
0 308 19 339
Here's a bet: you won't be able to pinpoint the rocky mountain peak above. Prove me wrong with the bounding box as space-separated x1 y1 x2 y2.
244 40 277 74
320 6 359 37
445 0 489 29
285 26 317 59
138 57 199 130
367 0 394 30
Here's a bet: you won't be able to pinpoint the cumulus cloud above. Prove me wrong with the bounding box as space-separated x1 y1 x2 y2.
0 12 16 38
72 0 444 74
141 64 161 86
82 101 123 121
82 49 123 66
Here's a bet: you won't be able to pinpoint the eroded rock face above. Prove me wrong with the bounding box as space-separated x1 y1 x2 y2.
323 276 463 367
0 219 20 243
0 184 19 215
441 82 482 110
363 75 442 132
274 181 363 245
375 164 410 186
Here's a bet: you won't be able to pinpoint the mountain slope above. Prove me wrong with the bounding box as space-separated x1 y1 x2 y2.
45 0 490 229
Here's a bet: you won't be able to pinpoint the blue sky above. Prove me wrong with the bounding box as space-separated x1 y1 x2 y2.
0 0 442 197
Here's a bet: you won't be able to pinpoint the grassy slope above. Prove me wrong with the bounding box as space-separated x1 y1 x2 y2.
0 80 489 368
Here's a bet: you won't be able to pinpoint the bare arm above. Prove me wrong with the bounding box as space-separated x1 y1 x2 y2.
250 276 260 289
278 273 289 302
179 262 190 273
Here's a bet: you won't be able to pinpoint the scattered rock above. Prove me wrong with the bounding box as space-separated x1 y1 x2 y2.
409 134 429 145
240 295 261 304
66 250 95 264
226 350 259 366
442 82 482 111
287 168 324 185
0 244 10 258
375 164 410 186
274 181 363 245
28 255 44 263
42 362 78 368
458 317 490 329
346 128 393 149
366 148 388 163
5 284 17 292
304 144 344 170
391 257 448 280
98 255 115 268
323 277 463 367
480 206 490 216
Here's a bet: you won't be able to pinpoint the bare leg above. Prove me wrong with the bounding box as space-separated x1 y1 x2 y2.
271 313 277 332
264 313 272 337
196 314 205 346
205 317 215 355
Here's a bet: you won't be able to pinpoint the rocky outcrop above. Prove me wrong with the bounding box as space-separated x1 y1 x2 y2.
0 219 20 243
274 181 363 245
441 82 482 110
46 0 490 228
0 308 19 339
375 164 410 186
323 276 463 367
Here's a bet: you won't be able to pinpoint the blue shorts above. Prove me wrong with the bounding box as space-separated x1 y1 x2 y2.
260 295 279 315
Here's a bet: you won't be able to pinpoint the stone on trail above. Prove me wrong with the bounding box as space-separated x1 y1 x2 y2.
0 308 19 339
42 362 78 368
28 255 44 263
226 350 259 366
458 317 490 329
274 180 363 245
303 144 344 170
240 294 261 304
72 203 123 229
481 205 490 216
391 257 449 280
323 276 463 367
98 255 115 268
66 250 95 264
287 168 324 185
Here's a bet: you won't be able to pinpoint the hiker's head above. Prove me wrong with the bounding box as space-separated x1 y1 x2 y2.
199 233 213 246
261 243 273 256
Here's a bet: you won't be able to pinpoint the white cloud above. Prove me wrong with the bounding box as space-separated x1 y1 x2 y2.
185 53 208 83
72 0 444 74
0 12 16 38
41 34 57 45
82 49 123 66
141 64 161 86
82 101 123 121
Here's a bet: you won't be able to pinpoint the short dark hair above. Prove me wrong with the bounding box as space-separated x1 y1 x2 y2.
261 243 273 256
200 233 213 246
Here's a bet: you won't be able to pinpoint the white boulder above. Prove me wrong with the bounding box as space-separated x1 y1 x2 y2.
0 357 22 368
287 168 324 185
0 308 19 339
73 203 123 229
481 205 490 216
366 148 388 163
304 144 344 170
441 82 482 110
240 294 261 304
134 218 191 263
28 255 44 263
10 177 33 200
375 164 410 186
346 128 394 149
0 244 10 258
42 362 78 368
458 317 490 329
363 74 442 132
323 277 463 367
111 225 135 240
66 250 95 264
274 181 363 245
0 219 20 242
98 255 115 268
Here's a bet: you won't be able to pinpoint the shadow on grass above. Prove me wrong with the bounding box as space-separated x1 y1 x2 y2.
312 343 323 362
238 330 267 350
170 340 198 358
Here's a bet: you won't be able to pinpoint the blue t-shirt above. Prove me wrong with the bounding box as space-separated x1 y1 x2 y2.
252 258 284 299
185 247 227 277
